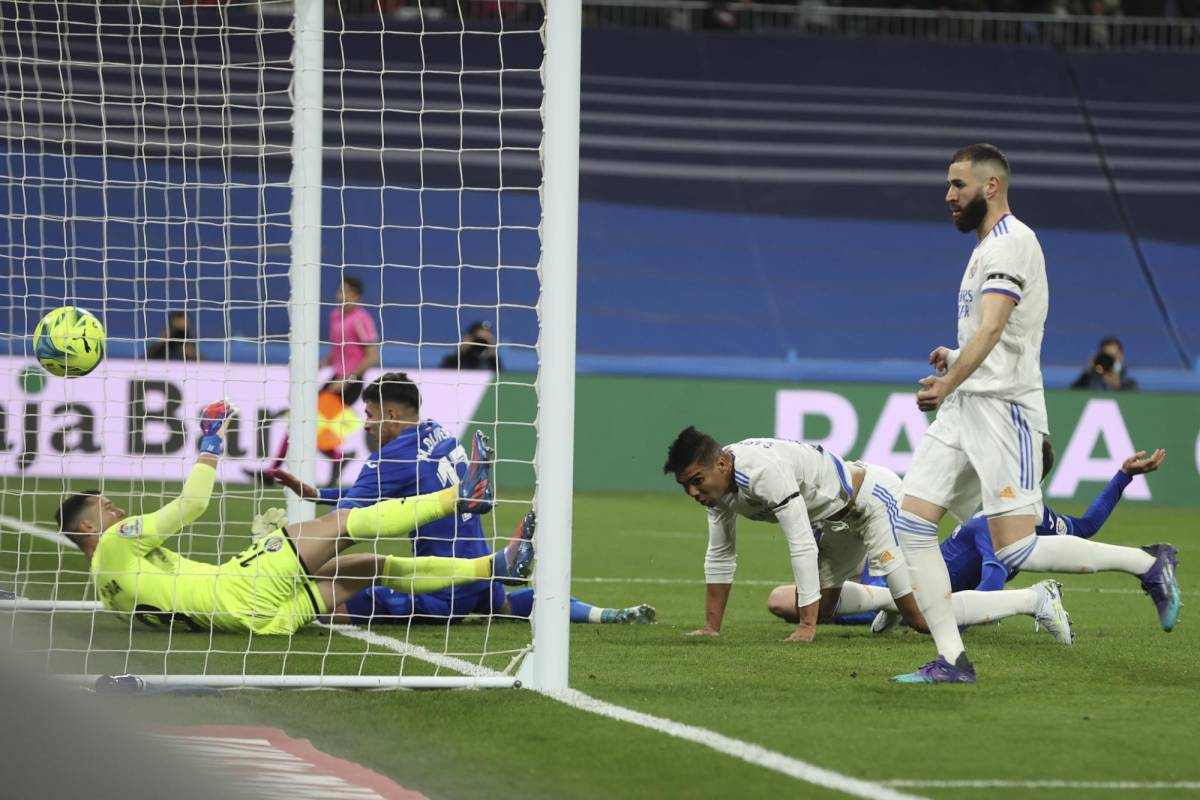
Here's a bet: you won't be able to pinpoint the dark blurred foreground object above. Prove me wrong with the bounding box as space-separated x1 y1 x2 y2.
0 654 247 799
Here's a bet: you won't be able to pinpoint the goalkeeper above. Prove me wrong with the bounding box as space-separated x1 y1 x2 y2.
55 401 532 636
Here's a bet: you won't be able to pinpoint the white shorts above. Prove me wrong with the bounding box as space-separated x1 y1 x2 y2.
818 464 907 589
903 392 1044 522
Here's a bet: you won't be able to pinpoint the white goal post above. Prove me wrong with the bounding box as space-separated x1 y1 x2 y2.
0 0 579 691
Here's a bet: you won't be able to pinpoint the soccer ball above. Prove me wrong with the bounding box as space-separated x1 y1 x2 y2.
32 306 106 378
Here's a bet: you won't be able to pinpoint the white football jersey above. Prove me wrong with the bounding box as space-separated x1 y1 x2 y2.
952 213 1049 433
704 438 853 605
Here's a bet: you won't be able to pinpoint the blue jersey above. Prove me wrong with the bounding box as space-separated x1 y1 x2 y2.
318 420 491 560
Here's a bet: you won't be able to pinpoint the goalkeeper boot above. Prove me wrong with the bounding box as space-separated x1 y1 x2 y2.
870 609 903 635
494 510 536 583
602 604 658 624
1032 579 1073 644
1139 543 1181 632
457 431 495 515
892 652 976 685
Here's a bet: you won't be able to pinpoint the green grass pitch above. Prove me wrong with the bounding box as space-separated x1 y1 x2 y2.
2 480 1197 799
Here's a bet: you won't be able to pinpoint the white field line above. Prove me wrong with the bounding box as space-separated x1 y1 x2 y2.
573 575 1149 595
0 513 78 549
886 780 1200 791
324 628 923 800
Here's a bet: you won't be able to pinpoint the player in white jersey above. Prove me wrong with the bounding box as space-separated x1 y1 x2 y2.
891 144 1179 684
663 426 931 642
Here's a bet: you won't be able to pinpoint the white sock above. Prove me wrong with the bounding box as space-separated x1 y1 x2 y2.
587 606 605 624
952 589 1037 626
836 581 897 615
897 509 965 663
996 534 1155 576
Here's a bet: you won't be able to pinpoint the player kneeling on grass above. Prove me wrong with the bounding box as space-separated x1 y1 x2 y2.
54 401 532 636
270 372 655 626
857 442 1178 635
666 427 921 642
666 426 1073 643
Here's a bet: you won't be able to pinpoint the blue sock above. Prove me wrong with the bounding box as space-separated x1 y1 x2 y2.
504 589 595 622
506 588 534 618
569 597 596 623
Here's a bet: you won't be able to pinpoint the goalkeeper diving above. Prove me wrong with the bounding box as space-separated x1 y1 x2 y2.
55 401 532 635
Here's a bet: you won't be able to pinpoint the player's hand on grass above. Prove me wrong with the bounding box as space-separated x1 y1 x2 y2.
929 346 952 374
916 375 953 412
1121 448 1166 476
784 625 817 643
685 626 720 637
273 468 320 500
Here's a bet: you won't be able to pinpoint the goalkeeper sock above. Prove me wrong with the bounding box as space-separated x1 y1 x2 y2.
346 487 456 542
897 509 965 663
380 554 490 595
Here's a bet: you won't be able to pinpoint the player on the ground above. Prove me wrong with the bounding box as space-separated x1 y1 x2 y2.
892 143 1179 684
56 401 532 636
662 427 993 643
273 372 655 626
869 444 1177 633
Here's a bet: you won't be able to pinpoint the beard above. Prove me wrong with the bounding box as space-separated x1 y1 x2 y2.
953 190 988 233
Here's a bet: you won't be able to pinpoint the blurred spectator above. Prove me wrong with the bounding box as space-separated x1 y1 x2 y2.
440 320 502 372
147 312 200 361
322 274 379 406
1072 337 1138 391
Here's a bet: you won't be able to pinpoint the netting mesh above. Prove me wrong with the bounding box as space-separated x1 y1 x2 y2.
0 0 546 686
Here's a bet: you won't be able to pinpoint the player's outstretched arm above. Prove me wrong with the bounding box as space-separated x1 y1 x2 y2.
918 293 1015 411
1063 448 1166 540
130 401 234 552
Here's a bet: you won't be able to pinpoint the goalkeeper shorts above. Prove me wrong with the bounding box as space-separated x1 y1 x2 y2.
213 530 328 635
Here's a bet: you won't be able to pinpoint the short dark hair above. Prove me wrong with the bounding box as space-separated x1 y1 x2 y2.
56 490 101 549
363 372 420 413
1099 337 1123 351
1042 439 1055 480
663 426 722 475
341 274 364 296
950 143 1010 177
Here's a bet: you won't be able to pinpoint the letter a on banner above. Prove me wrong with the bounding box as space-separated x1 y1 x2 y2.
1048 398 1150 500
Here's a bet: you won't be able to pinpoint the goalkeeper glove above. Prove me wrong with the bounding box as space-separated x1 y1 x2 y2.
251 507 289 542
198 399 236 456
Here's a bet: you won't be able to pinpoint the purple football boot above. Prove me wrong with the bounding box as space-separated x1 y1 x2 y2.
1140 543 1181 632
893 653 977 684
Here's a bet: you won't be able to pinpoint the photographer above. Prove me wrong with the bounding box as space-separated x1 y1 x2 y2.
440 320 502 372
1071 337 1138 391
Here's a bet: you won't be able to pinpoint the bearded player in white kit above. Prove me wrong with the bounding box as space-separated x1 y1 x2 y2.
892 144 1179 684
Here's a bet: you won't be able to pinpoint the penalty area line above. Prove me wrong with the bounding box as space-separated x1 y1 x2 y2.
325 627 925 800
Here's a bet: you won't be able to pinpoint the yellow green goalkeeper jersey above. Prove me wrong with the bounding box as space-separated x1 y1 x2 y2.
90 463 324 634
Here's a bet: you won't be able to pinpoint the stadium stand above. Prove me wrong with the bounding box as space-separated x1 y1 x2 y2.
1 6 1197 385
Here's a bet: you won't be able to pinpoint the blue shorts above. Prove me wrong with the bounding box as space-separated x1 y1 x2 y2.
343 580 506 625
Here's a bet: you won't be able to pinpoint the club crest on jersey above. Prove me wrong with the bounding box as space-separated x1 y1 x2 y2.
1055 518 1068 536
264 535 285 553
968 261 978 279
117 518 142 538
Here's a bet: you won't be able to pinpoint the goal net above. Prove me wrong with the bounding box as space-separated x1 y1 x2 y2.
0 0 578 690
